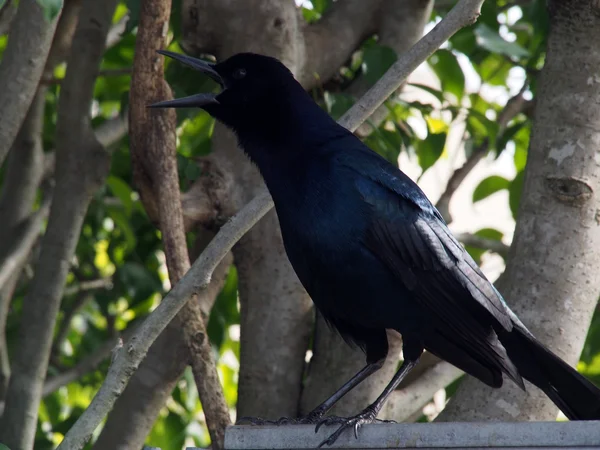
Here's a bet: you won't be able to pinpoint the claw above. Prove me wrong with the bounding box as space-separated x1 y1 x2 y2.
315 408 379 447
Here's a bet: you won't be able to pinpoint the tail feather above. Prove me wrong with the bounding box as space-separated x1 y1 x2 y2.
501 326 600 420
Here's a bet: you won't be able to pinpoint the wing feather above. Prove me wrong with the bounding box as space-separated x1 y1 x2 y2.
336 149 523 387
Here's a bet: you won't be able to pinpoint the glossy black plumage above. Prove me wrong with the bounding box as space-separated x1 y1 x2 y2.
153 51 600 445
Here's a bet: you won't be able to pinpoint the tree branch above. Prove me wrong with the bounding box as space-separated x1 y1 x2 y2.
0 0 62 166
94 115 129 149
456 233 510 257
0 192 52 288
0 89 47 403
435 84 529 223
63 278 114 297
57 1 486 447
300 0 382 87
0 0 16 35
44 0 83 73
438 0 600 422
129 0 230 447
41 68 132 85
383 360 463 422
44 328 135 397
51 278 113 365
352 0 434 138
42 115 129 182
106 13 128 49
0 1 117 448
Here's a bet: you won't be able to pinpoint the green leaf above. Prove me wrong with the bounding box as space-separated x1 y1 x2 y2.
466 108 499 148
509 170 525 219
37 0 63 21
125 0 140 34
311 0 331 14
475 227 503 241
208 267 238 350
171 0 183 39
512 124 531 172
0 1 6 10
463 228 504 263
407 83 445 103
362 43 397 86
364 126 403 165
118 262 162 304
472 175 510 203
474 24 529 58
476 53 512 85
106 175 134 217
496 121 524 158
415 132 446 174
323 92 354 121
429 49 465 102
450 26 477 56
147 411 186 450
0 443 10 450
106 206 137 252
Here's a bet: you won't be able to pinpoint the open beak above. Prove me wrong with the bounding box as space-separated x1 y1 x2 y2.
148 50 223 109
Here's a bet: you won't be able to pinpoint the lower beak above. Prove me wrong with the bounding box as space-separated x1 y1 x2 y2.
148 50 223 109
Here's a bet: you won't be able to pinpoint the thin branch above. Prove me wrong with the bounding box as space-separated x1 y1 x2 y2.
106 13 128 49
0 0 61 166
435 84 529 223
383 360 463 422
44 328 135 397
0 193 52 288
300 0 382 88
42 115 129 181
64 278 114 297
456 232 510 257
351 0 434 138
51 278 114 365
58 1 486 448
44 0 84 73
338 0 484 131
0 89 47 402
41 68 132 85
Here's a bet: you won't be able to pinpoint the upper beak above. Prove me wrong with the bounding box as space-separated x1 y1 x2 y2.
148 50 223 109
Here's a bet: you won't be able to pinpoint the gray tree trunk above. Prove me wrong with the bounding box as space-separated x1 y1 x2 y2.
0 1 117 448
439 0 600 422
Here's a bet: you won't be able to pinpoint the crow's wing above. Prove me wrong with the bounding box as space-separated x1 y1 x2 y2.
335 147 514 333
342 153 526 385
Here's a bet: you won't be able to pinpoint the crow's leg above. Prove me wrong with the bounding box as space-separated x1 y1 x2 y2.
238 327 389 426
316 345 422 447
237 359 384 426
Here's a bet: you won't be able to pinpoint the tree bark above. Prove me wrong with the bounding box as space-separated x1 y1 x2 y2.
0 91 46 404
0 1 117 448
439 0 600 422
183 0 313 420
0 0 61 165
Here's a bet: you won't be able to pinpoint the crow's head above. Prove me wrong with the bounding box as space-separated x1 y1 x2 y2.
150 51 305 133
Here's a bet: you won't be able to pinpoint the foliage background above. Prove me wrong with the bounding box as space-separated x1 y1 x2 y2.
0 0 599 448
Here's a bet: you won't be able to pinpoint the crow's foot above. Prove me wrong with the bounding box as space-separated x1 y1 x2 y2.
315 409 395 447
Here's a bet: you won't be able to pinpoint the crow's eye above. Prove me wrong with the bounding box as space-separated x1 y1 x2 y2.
233 68 247 80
